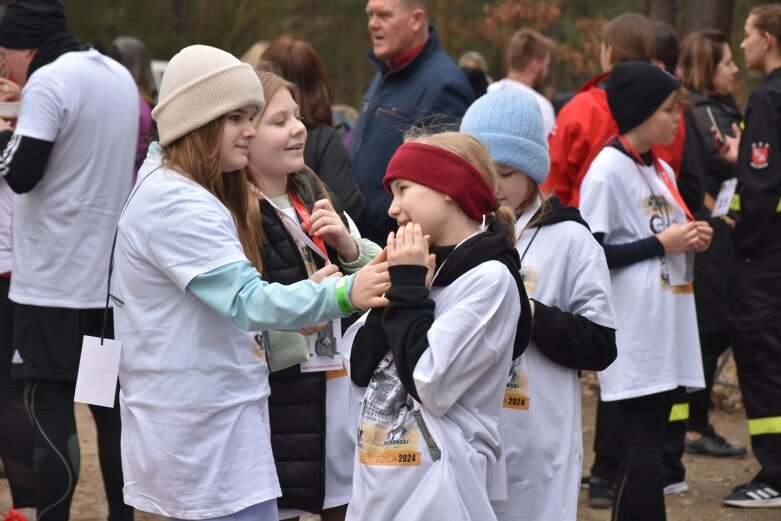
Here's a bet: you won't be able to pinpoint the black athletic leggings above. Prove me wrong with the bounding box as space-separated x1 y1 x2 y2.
24 379 132 521
611 392 674 521
0 276 35 509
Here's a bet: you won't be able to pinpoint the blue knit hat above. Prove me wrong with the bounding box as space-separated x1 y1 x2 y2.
460 89 549 184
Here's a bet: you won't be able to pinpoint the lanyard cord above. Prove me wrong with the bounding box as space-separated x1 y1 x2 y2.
518 226 542 266
288 192 329 259
617 135 693 222
100 166 162 344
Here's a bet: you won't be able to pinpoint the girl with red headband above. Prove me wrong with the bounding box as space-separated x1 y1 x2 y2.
341 131 532 521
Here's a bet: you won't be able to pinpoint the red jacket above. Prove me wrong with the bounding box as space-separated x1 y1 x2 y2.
544 71 685 207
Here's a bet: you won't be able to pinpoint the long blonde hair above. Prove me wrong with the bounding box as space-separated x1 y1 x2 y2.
405 131 516 247
163 118 264 270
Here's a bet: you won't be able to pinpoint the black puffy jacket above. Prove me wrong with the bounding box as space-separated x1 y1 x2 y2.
260 171 352 512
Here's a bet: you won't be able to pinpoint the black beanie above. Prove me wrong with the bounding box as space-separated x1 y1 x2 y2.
606 61 680 134
0 0 67 50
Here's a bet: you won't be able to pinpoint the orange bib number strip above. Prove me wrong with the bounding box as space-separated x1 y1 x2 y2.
503 392 530 411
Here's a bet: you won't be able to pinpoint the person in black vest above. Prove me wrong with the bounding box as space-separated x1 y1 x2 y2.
246 70 382 521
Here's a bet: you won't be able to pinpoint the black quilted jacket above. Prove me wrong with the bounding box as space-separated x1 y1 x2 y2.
260 172 350 512
689 93 742 335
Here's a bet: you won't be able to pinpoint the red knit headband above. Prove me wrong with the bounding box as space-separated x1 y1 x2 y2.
383 142 497 223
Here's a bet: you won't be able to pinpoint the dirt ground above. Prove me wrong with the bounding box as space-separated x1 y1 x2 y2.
1 368 778 521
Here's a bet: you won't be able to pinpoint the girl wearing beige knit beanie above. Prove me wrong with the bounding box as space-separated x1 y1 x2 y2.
110 45 390 521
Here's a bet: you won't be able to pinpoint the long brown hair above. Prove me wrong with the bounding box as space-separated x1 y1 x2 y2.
261 36 334 127
406 131 517 247
164 117 264 270
680 30 729 96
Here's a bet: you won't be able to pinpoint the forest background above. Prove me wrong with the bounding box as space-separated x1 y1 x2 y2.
6 0 769 108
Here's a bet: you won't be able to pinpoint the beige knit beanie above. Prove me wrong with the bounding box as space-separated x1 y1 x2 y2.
152 45 265 146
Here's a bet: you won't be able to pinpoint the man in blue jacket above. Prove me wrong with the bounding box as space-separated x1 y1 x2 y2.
351 0 474 244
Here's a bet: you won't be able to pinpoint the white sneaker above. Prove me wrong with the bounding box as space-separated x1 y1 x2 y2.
663 481 689 495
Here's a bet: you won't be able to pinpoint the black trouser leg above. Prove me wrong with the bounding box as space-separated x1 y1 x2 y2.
688 328 731 434
591 397 622 482
25 379 80 521
663 404 687 485
732 329 781 486
0 276 35 508
612 393 672 521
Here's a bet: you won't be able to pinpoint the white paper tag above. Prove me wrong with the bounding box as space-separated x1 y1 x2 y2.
74 336 121 408
666 251 694 286
301 320 343 373
711 178 738 218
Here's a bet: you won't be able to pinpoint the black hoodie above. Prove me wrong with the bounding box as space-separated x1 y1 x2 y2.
522 196 617 372
349 217 532 402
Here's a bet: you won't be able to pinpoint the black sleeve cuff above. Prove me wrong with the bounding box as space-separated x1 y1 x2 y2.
388 265 428 287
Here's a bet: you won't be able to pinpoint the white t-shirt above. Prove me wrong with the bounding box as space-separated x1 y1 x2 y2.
342 260 521 521
114 157 279 519
11 49 138 308
580 147 705 401
492 207 616 521
488 79 556 137
0 178 14 273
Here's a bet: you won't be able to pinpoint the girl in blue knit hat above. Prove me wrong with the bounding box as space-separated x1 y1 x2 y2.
579 60 712 521
461 88 617 521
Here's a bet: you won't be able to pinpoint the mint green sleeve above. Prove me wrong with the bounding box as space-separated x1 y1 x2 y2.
338 238 382 274
186 260 356 331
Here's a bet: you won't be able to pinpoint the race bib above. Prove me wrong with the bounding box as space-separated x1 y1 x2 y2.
711 178 738 218
503 362 530 411
301 320 344 373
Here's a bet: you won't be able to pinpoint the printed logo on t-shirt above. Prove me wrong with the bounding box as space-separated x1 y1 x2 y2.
11 349 23 365
358 356 422 466
519 267 538 295
644 195 673 234
751 142 770 169
503 358 530 411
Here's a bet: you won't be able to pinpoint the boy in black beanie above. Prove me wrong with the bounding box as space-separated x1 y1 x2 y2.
578 60 713 521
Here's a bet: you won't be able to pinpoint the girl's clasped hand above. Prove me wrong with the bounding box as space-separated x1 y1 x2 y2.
656 220 713 254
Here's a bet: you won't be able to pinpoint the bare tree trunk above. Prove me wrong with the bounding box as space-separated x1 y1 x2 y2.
683 0 706 34
707 0 735 38
647 0 677 25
